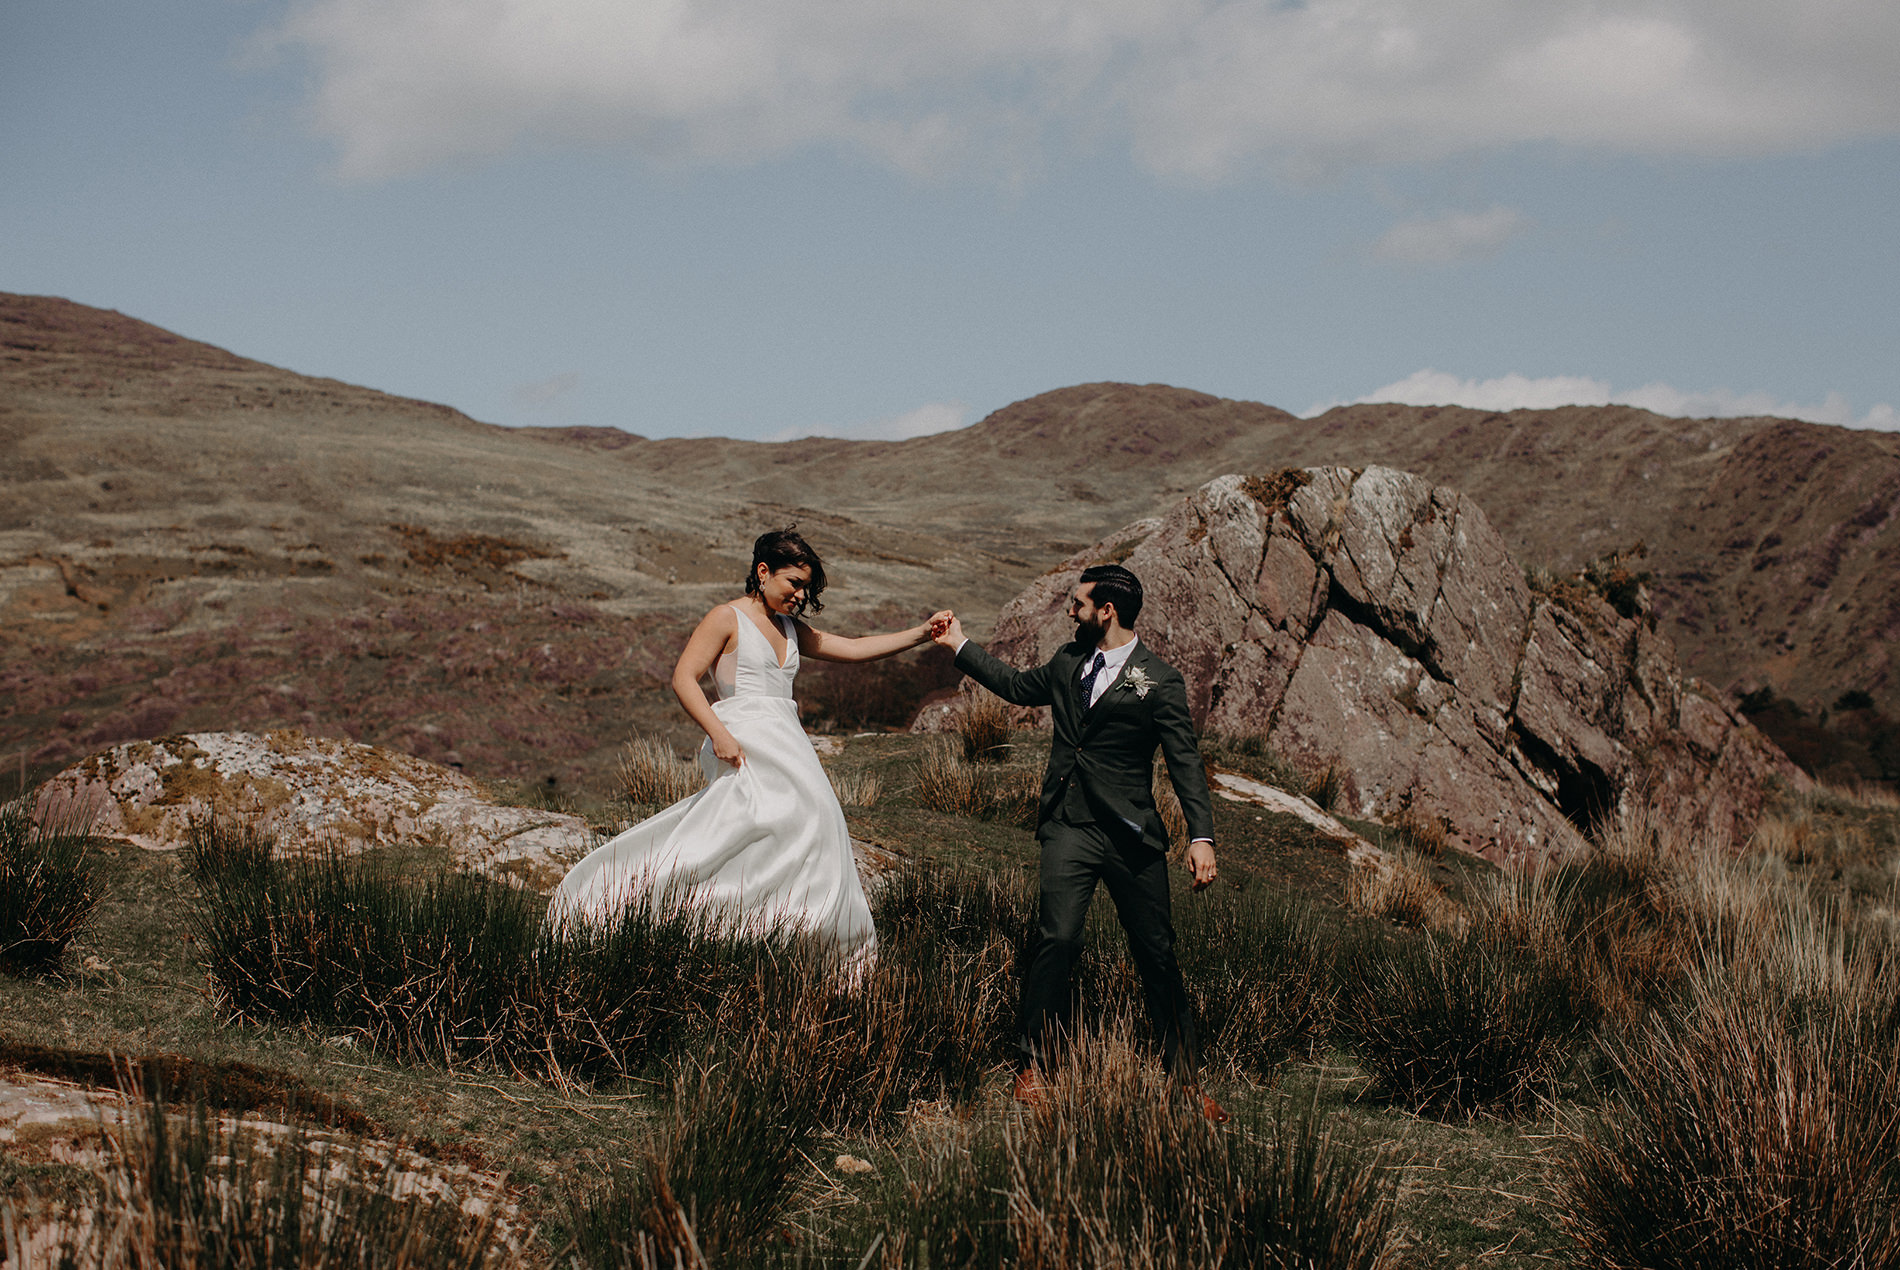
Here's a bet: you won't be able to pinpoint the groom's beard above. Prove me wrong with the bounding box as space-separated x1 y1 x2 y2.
1073 616 1107 648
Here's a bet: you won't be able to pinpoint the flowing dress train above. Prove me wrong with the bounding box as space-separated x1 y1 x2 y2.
546 605 876 965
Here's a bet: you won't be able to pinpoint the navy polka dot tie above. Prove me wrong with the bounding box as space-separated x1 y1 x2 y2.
1079 651 1107 707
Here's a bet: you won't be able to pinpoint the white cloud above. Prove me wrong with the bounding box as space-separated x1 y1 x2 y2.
769 400 969 442
507 369 580 409
267 0 1900 181
1316 370 1899 429
1371 206 1531 265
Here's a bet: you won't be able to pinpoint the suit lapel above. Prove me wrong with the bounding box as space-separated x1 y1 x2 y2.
1054 647 1088 736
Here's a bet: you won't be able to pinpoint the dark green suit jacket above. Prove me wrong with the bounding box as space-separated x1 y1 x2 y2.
956 639 1215 853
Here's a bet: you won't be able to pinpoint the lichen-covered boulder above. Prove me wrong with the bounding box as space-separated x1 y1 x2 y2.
929 469 1802 864
35 729 595 891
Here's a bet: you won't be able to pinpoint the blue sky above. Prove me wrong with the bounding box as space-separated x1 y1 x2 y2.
5 0 1898 440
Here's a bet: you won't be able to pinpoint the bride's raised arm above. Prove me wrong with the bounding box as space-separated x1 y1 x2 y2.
796 609 955 664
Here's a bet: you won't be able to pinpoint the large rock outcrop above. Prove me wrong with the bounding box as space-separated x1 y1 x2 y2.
36 730 596 890
933 469 1801 862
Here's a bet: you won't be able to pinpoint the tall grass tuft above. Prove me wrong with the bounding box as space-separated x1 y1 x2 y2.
1225 1108 1400 1270
1178 886 1336 1077
190 816 781 1076
1006 1028 1399 1269
618 735 703 809
1560 951 1900 1268
1347 850 1465 934
566 1050 817 1269
193 846 542 1064
735 865 1029 1128
7 1079 515 1269
0 799 102 975
915 739 1039 829
868 1126 1014 1268
829 768 882 808
1338 928 1583 1117
1475 851 1694 1035
1305 756 1347 812
957 698 1014 764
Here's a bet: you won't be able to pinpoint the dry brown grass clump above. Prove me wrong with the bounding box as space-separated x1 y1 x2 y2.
4 1080 518 1269
829 768 882 808
1388 801 1449 859
1347 850 1466 935
915 739 1039 828
1007 1028 1398 1270
957 697 1014 763
617 735 702 809
1304 756 1348 811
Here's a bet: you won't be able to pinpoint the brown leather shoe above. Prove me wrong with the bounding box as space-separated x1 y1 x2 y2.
1012 1067 1048 1107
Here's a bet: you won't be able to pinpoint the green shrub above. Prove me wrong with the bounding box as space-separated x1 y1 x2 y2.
1338 928 1584 1117
0 800 102 975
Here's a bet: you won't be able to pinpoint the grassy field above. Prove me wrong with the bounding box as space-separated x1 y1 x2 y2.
4 731 1898 1268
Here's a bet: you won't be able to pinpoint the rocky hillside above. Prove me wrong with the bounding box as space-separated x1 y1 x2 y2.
956 470 1801 862
5 292 1894 791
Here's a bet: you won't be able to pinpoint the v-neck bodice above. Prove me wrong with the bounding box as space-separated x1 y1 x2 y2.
714 604 799 701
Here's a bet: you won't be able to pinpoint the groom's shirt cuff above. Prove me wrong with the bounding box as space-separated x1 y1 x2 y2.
955 637 968 653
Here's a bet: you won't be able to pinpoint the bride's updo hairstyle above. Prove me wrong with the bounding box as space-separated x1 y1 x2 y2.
746 526 827 616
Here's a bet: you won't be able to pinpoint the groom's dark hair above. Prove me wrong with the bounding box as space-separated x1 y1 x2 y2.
1079 563 1142 628
747 526 826 615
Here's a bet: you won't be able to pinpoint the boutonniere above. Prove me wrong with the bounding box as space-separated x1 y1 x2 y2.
1122 666 1154 699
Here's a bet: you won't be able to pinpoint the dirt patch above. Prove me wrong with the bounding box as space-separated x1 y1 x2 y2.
0 1039 375 1136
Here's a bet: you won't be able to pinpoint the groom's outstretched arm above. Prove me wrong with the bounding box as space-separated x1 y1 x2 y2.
932 614 1056 708
957 641 1057 708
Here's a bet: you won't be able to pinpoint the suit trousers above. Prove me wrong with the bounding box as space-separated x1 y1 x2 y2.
1019 798 1201 1078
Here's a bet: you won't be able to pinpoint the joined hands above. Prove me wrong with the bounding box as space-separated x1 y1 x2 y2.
928 611 963 648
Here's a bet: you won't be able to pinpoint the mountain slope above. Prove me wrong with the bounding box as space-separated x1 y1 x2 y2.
5 293 1894 788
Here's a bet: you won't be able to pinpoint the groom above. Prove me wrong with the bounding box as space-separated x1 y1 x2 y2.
932 564 1224 1118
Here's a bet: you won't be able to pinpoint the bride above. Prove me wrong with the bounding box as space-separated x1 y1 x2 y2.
548 527 949 967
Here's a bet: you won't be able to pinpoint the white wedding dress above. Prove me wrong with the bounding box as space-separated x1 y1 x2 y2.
547 605 876 966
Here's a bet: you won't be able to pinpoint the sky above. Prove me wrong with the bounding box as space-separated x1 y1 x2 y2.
4 0 1898 441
